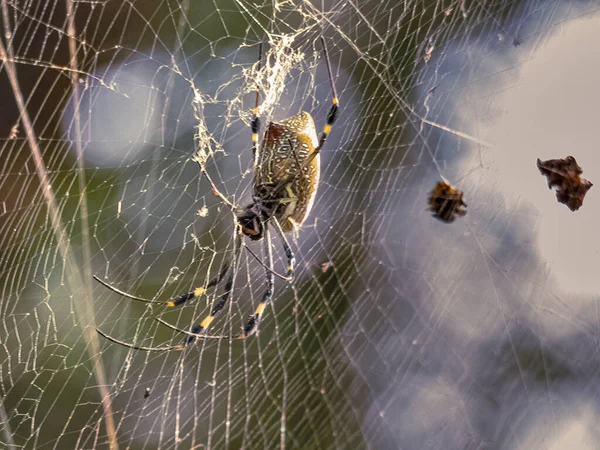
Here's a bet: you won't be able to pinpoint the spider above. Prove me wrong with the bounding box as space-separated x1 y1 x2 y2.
95 37 339 351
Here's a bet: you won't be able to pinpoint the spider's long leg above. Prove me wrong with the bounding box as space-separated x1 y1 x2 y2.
95 258 233 351
251 42 262 169
168 259 232 307
189 246 241 334
240 221 275 337
93 276 173 305
95 328 186 352
161 224 276 341
94 258 231 309
314 36 339 154
196 165 237 211
271 217 295 278
96 234 242 350
165 233 244 344
155 320 243 341
159 224 284 341
244 245 291 281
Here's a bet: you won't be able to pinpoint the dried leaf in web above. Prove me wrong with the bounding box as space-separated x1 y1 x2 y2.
537 156 593 211
428 181 467 223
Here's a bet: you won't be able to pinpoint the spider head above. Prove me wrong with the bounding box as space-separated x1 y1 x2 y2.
237 203 265 241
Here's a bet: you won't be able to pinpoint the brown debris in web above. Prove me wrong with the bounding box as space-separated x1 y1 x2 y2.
428 181 467 223
537 156 593 211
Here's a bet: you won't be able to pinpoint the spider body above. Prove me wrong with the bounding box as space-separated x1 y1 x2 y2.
95 38 338 350
239 111 320 240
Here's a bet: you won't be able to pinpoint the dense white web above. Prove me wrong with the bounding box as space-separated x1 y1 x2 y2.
2 0 600 449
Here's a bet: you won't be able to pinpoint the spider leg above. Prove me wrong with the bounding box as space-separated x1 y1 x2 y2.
95 328 185 352
155 320 243 341
196 164 237 211
271 216 295 278
240 220 275 337
95 257 232 350
97 233 242 349
251 42 262 170
315 36 339 154
94 257 231 309
244 244 291 281
161 223 277 341
163 233 244 344
93 275 172 305
168 259 232 307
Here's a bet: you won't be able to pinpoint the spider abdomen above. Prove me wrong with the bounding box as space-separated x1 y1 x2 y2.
256 111 320 232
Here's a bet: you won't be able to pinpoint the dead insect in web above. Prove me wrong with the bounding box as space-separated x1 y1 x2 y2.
94 37 339 351
144 388 151 398
537 156 592 211
428 181 467 223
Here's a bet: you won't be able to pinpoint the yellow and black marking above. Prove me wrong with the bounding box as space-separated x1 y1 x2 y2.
182 240 244 344
251 109 260 144
241 297 270 337
167 286 206 307
318 97 338 150
166 256 233 308
183 296 230 343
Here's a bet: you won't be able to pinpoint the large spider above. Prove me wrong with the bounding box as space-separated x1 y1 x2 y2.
95 37 338 351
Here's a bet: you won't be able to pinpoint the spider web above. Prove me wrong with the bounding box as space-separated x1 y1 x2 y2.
2 0 600 448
